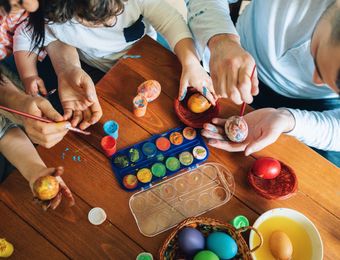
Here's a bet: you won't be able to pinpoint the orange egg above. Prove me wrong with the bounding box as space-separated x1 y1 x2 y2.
187 93 211 113
33 176 60 200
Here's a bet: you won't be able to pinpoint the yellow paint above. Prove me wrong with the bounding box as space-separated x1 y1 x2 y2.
252 216 313 260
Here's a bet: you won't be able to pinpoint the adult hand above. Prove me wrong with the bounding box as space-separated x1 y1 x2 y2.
21 96 70 148
201 108 295 155
58 67 102 129
29 166 75 211
208 34 259 104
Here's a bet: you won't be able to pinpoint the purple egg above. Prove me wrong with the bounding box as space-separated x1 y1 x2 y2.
178 228 205 256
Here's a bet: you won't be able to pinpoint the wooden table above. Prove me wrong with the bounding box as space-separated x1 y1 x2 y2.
1 37 339 259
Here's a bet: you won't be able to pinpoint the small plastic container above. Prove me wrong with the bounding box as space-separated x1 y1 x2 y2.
103 120 119 139
101 136 117 157
129 163 235 237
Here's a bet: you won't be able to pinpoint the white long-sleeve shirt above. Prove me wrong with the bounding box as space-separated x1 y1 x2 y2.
14 0 192 72
187 0 340 151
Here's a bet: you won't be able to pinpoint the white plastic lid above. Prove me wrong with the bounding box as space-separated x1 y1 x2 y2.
88 207 107 225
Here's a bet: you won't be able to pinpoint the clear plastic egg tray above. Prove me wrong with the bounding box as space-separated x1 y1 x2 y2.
129 163 235 237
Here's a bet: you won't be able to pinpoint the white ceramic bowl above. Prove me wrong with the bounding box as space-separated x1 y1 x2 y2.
249 208 323 260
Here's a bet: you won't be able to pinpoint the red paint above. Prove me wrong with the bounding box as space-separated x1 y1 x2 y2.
156 137 171 151
101 136 117 157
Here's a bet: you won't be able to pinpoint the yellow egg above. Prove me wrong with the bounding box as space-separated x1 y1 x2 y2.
0 239 14 258
33 176 60 201
269 231 293 260
187 93 211 113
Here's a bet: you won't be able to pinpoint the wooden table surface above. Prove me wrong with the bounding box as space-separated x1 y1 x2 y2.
1 37 339 259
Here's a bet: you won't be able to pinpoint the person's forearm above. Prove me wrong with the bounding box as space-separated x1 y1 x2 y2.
46 41 81 75
285 108 340 151
0 128 46 182
186 0 238 58
14 51 39 80
0 77 28 111
174 38 201 66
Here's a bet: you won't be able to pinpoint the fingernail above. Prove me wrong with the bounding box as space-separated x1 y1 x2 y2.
207 124 218 133
87 94 94 102
245 149 252 156
202 86 208 97
179 89 187 101
65 122 71 129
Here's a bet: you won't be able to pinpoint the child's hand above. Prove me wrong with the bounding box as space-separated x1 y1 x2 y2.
179 62 217 105
23 75 47 96
29 166 75 210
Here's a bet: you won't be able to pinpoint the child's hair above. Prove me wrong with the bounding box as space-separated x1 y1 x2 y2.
46 0 126 26
0 0 11 13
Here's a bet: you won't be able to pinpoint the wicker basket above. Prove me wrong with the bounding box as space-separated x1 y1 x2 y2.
159 217 262 260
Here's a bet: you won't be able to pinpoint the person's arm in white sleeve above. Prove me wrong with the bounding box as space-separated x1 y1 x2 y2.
138 0 192 50
286 108 340 151
185 0 238 59
138 0 217 105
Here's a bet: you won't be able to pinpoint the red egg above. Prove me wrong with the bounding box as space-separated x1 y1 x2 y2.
252 157 281 179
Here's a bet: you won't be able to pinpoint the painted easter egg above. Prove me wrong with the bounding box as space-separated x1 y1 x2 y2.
178 228 205 256
137 80 161 102
187 93 211 113
269 231 293 260
224 116 248 142
193 250 219 260
0 239 14 258
206 232 238 259
252 157 281 179
33 175 59 201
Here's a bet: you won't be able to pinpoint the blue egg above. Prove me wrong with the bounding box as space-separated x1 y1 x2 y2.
178 228 205 256
207 232 238 259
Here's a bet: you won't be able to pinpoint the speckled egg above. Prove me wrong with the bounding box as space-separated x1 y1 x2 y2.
137 80 161 102
187 93 211 113
224 115 248 142
206 232 238 259
178 228 205 256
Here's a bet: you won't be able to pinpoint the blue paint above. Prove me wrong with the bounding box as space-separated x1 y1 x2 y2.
103 120 119 139
202 86 208 97
122 54 142 59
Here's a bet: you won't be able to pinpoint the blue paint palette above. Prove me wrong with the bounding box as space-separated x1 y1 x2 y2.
110 126 209 191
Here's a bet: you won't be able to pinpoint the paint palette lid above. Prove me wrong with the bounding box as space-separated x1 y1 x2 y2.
129 162 235 237
174 88 220 128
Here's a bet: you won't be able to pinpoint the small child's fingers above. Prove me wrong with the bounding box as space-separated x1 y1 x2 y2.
61 186 75 207
71 110 83 127
37 78 47 96
50 192 62 210
54 167 64 177
179 78 188 101
203 123 224 135
201 129 226 141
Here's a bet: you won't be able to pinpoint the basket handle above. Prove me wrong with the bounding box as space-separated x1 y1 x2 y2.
235 226 263 253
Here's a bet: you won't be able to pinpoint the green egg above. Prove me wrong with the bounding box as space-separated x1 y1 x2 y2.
194 250 219 260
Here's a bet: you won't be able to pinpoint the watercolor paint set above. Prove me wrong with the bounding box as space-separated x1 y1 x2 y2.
110 126 209 191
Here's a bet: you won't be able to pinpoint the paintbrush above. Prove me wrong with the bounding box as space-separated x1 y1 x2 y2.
240 65 257 117
0 105 91 135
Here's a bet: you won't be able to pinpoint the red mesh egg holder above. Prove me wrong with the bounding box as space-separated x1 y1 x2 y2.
248 161 298 200
174 88 220 128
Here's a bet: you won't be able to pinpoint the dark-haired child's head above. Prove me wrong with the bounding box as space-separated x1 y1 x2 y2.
47 0 127 27
0 0 39 15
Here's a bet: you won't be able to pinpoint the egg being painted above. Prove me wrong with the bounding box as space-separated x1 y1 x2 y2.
187 93 211 113
269 231 293 260
33 175 60 201
206 232 238 260
224 115 248 142
178 228 205 256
